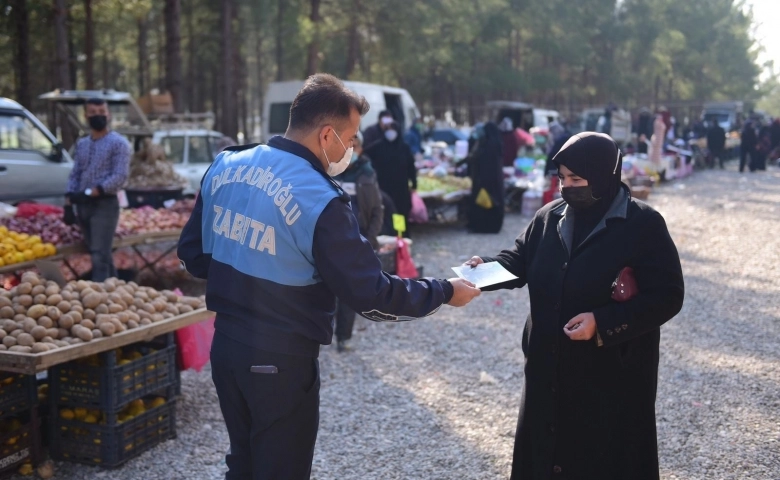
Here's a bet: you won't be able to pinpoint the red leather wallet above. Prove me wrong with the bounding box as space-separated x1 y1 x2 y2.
611 267 637 302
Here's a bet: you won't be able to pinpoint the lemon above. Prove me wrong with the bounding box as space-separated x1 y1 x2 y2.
60 409 75 420
74 407 87 420
84 414 98 424
17 462 33 475
150 397 166 408
28 235 41 245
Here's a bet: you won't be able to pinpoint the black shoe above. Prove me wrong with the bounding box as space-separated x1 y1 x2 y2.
337 340 352 353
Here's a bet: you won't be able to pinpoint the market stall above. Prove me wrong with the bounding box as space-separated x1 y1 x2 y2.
415 175 471 223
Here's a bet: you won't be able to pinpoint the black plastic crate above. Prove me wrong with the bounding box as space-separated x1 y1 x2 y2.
0 373 36 420
51 399 176 468
50 344 177 412
377 250 396 274
0 409 41 479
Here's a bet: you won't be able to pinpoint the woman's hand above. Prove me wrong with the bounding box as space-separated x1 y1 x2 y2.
464 256 484 268
563 313 597 341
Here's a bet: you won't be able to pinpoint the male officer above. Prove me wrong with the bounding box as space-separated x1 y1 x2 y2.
178 73 480 480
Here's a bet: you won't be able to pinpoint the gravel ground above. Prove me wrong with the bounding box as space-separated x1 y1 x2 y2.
12 161 780 479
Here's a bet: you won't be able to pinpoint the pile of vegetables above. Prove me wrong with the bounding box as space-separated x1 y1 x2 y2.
0 213 82 248
0 272 205 353
417 175 472 194
116 206 190 236
127 139 189 189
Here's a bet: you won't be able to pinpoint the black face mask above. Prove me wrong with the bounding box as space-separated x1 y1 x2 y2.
88 115 108 131
561 186 599 211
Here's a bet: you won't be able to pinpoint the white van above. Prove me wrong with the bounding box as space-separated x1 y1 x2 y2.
263 80 421 141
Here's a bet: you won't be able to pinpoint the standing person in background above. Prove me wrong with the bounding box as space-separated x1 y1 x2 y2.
362 110 394 150
65 98 131 281
366 121 417 233
740 120 757 173
636 108 654 154
463 122 504 233
649 114 666 167
333 133 384 352
770 118 780 150
706 119 726 169
404 117 424 158
499 117 522 167
545 122 573 176
755 120 771 171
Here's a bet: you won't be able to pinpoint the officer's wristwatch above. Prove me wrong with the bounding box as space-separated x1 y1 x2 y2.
85 188 93 196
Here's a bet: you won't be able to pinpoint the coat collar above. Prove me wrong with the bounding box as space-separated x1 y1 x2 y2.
554 184 630 258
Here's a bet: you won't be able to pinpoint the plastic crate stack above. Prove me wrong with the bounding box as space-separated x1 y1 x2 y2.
49 334 177 467
0 372 41 478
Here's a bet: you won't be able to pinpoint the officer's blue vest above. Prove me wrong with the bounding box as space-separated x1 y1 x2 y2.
200 145 340 287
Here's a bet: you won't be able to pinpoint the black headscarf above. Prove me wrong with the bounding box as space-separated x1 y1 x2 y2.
552 132 624 247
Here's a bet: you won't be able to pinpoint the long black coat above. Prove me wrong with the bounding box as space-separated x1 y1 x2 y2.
366 137 417 217
482 187 684 480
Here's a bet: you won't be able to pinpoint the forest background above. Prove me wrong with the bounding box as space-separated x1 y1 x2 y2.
1 0 777 141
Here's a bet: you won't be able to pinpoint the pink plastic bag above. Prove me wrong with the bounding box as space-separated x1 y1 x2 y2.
173 288 214 372
175 317 215 372
396 238 419 279
409 192 429 224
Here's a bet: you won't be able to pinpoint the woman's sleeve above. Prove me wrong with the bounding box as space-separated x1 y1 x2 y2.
478 218 534 291
593 211 684 346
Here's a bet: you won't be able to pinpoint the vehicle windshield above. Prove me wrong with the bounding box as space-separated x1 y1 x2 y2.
188 136 214 164
160 136 185 164
0 113 55 157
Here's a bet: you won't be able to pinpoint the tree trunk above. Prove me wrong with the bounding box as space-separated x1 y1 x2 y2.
54 0 70 90
11 0 30 107
305 0 321 77
157 16 165 91
67 7 78 89
275 0 285 81
185 0 195 112
137 16 148 94
344 0 360 78
164 0 182 112
220 0 238 139
84 0 94 88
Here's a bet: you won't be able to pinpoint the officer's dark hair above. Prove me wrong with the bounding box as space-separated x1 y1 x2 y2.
288 74 369 133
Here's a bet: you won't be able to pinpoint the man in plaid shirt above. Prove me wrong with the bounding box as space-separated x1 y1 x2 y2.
65 98 130 281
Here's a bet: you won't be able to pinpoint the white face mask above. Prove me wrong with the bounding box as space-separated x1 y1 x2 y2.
323 130 353 177
384 129 398 142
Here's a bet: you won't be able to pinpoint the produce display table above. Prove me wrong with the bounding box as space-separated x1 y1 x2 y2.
0 230 183 280
418 190 470 223
0 308 212 375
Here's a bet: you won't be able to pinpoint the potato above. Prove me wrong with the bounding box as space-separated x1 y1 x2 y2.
9 345 32 353
0 297 11 309
99 322 116 337
177 304 194 314
46 328 60 339
70 304 84 315
41 336 54 343
127 320 139 329
139 318 152 326
69 310 83 324
95 304 109 315
60 290 73 302
46 295 63 307
2 336 16 347
44 285 60 296
91 329 103 339
54 340 69 348
33 294 47 305
13 314 26 323
12 305 26 316
68 337 83 345
30 326 47 341
37 316 54 329
153 300 167 313
73 326 93 342
46 307 60 322
16 333 34 347
141 303 156 314
56 301 71 313
21 318 37 333
129 305 138 312
16 283 33 295
0 330 5 340
31 285 46 296
82 292 102 310
2 319 17 333
180 296 203 308
57 328 69 340
137 310 152 321
0 345 6 351
0 306 14 319
162 291 178 303
148 289 161 300
58 314 74 330
108 303 124 314
15 295 33 307
26 305 47 320
164 304 180 315
80 319 95 330
83 309 96 321
162 312 174 319
31 343 50 354
116 312 129 323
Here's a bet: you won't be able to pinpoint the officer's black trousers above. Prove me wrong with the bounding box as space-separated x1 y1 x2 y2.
211 331 320 480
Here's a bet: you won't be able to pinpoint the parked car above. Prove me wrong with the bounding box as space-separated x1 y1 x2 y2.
0 98 73 205
428 128 469 145
263 80 421 141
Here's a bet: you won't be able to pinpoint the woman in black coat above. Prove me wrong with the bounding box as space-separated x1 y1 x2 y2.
365 122 417 222
465 122 505 233
466 132 684 480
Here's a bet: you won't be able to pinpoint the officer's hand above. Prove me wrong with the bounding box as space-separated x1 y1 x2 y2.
447 278 481 307
463 256 484 268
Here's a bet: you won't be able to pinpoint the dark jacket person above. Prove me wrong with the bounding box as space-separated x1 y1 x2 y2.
464 122 504 233
366 122 417 221
466 132 684 480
